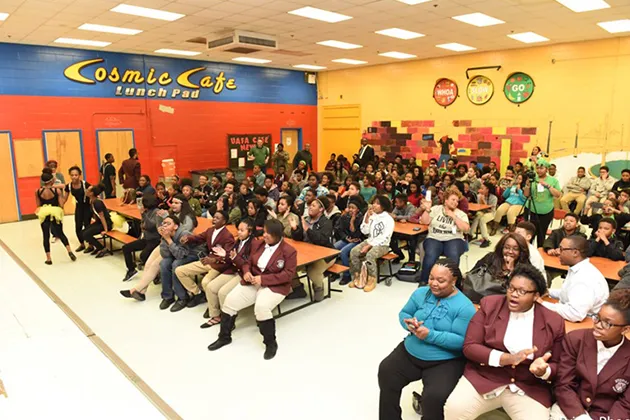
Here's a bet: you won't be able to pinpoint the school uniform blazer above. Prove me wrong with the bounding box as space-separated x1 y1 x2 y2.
219 238 252 276
554 329 630 420
239 239 297 296
188 227 236 272
462 295 565 408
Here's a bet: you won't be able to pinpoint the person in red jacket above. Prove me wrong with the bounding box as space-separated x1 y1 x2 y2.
551 289 630 420
444 264 565 420
207 219 297 360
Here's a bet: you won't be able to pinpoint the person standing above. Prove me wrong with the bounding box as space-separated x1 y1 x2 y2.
293 143 314 172
247 138 270 173
64 166 92 252
271 143 290 174
357 137 375 168
81 184 114 258
523 159 562 247
118 148 141 190
437 136 455 169
99 153 116 198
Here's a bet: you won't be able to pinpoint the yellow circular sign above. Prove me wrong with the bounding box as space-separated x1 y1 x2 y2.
467 75 494 105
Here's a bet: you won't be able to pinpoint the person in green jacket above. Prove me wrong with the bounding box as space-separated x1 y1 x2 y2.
247 138 270 173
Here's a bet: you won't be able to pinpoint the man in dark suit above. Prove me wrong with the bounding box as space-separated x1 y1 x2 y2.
208 219 297 360
118 148 141 189
358 137 375 168
552 289 630 420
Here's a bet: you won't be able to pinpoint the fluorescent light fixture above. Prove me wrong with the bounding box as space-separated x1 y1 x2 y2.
396 0 432 4
293 64 327 70
54 38 111 47
507 32 549 43
452 12 504 27
0 13 9 21
332 58 368 65
317 40 362 49
436 43 476 52
597 19 630 34
154 48 200 56
232 57 272 64
111 4 184 21
288 7 352 23
554 0 610 13
375 28 424 40
79 23 142 35
378 51 417 59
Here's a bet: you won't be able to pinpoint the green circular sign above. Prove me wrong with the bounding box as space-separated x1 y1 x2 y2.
504 72 534 104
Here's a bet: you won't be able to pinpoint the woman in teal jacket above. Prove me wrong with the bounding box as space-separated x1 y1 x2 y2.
378 257 476 420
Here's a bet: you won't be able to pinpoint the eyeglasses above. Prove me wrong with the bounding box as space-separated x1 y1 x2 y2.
590 314 627 330
507 286 537 297
503 246 520 253
558 247 577 252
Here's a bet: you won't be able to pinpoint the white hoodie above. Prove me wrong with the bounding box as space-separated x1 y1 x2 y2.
361 211 395 247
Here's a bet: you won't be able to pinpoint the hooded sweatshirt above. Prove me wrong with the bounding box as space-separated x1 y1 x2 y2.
361 211 395 247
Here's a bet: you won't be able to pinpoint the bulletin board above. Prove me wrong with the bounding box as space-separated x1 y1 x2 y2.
227 134 271 170
14 139 44 178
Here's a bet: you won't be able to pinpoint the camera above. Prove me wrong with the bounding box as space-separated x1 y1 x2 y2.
525 171 536 181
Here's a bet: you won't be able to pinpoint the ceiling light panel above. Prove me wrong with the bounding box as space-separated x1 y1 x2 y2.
375 28 424 40
396 0 433 4
332 59 367 65
0 13 9 21
452 13 505 27
436 43 476 52
554 0 610 13
378 51 417 59
293 64 327 70
111 4 185 21
79 24 142 35
154 49 200 56
54 38 111 47
317 40 362 49
287 7 352 23
507 32 549 43
233 57 272 64
597 19 630 34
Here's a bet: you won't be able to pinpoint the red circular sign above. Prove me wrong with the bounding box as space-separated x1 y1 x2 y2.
433 78 458 107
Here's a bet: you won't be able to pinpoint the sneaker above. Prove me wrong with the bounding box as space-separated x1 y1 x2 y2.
75 244 86 252
122 269 138 282
480 239 491 248
131 291 146 301
120 290 132 298
159 298 175 310
68 252 77 262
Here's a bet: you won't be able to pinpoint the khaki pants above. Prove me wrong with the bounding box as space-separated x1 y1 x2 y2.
133 247 162 293
443 377 549 420
223 283 285 321
549 403 570 420
205 273 241 318
560 192 587 214
349 241 390 278
471 212 495 240
175 260 220 295
306 259 336 291
494 203 523 225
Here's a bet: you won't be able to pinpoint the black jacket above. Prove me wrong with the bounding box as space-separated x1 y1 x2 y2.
358 145 375 167
542 228 586 251
291 215 334 249
334 211 364 242
587 237 625 261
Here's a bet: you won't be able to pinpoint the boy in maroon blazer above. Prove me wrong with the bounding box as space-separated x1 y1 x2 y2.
552 289 630 420
208 219 297 360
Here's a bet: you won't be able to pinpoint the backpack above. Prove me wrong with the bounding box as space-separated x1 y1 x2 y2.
396 262 423 284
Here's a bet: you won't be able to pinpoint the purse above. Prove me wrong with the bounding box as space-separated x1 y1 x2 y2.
463 264 507 303
356 261 368 289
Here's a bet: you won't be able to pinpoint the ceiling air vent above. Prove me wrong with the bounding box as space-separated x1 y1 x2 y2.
207 30 278 53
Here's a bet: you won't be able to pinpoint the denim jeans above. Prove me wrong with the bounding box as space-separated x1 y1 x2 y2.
334 240 360 279
160 254 199 300
437 154 450 168
420 238 467 285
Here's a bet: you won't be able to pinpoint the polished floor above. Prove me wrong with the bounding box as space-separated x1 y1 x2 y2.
0 217 540 420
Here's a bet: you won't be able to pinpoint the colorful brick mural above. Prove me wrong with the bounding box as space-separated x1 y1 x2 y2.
365 119 539 167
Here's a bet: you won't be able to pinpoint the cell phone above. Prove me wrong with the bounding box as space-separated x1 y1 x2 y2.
591 202 604 210
413 227 421 231
425 190 432 202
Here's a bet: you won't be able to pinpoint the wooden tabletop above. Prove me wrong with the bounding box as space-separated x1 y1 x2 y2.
104 199 340 267
468 203 492 212
394 221 428 236
539 247 623 281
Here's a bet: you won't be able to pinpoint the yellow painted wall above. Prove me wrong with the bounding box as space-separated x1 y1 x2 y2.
317 37 630 171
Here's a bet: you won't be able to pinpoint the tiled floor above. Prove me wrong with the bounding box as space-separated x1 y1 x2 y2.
0 217 514 420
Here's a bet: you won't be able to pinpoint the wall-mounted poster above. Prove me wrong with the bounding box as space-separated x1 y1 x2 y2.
433 78 458 107
227 133 271 169
504 72 535 104
467 75 494 105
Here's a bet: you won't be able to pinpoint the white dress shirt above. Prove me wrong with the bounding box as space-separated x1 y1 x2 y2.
211 226 225 245
542 258 609 322
359 145 367 159
573 337 625 420
237 237 250 253
528 243 547 281
257 239 282 272
485 306 550 399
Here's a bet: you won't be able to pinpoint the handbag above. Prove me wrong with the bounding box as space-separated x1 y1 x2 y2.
463 264 507 303
356 261 368 289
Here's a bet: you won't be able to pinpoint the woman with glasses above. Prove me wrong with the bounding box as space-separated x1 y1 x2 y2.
444 265 565 420
378 258 476 420
552 289 630 420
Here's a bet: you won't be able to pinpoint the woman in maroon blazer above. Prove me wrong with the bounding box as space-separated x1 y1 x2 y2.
552 289 630 420
207 219 297 360
444 264 565 420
